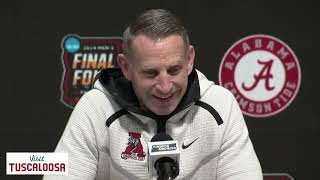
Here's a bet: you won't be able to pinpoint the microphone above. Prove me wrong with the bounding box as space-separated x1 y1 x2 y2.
148 133 180 180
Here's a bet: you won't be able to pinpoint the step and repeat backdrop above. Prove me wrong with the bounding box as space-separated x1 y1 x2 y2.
1 0 319 179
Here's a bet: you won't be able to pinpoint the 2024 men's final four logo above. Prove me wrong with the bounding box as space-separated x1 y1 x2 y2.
60 34 122 108
219 35 301 117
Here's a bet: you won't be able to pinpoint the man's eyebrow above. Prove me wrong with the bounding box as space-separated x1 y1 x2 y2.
141 67 157 71
142 69 157 73
169 64 182 69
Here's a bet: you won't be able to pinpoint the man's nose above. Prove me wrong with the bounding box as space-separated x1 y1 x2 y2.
155 73 173 94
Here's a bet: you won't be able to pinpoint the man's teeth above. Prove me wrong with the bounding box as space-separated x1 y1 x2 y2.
157 95 171 99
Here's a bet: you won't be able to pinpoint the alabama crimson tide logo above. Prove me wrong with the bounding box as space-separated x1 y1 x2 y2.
121 132 146 161
219 35 301 117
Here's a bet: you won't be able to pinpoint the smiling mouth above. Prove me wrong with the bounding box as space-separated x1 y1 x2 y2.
153 94 174 102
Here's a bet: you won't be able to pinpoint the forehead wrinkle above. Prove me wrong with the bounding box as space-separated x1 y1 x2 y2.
132 34 185 58
140 58 184 71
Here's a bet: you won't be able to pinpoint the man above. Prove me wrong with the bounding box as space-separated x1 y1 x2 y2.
44 9 262 180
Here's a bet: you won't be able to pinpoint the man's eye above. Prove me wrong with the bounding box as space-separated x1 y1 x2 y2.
144 70 158 78
168 67 180 75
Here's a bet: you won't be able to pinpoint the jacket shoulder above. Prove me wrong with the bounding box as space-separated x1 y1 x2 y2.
197 84 235 126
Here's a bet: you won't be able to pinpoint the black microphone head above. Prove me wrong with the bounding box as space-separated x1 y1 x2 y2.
151 133 173 142
155 157 179 180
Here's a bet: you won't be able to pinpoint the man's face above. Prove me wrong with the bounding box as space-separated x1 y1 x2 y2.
118 34 195 115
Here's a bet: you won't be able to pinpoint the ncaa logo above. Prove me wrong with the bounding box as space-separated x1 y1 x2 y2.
219 34 301 117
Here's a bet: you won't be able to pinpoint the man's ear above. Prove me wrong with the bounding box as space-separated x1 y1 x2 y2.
187 45 195 75
117 54 131 80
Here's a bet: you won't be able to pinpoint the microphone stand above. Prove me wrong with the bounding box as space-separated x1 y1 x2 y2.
152 116 180 180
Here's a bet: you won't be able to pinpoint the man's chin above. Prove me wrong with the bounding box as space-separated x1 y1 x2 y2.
154 111 171 116
151 106 176 116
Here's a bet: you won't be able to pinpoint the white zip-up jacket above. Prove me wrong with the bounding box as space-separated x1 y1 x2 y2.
44 69 262 180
